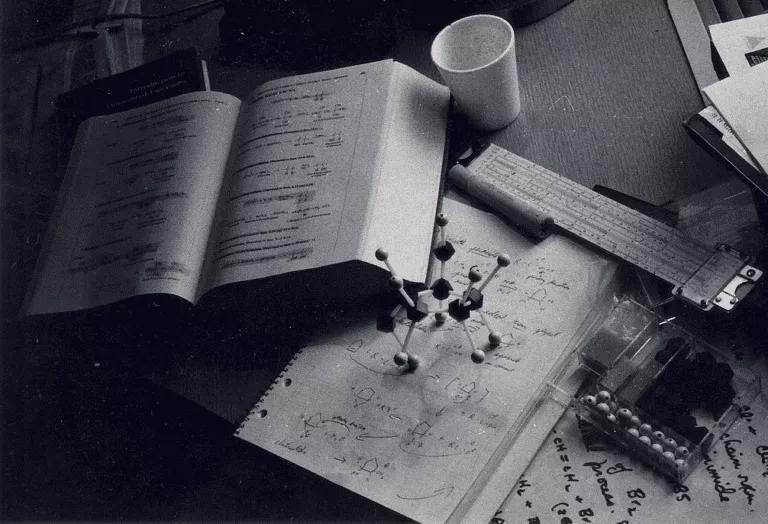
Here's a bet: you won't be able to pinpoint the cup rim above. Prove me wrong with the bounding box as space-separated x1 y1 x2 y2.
430 14 514 74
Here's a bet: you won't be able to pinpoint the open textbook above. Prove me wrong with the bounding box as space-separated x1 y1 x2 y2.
236 198 620 524
23 59 450 316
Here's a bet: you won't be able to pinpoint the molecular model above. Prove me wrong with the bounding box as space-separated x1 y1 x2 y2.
375 212 511 370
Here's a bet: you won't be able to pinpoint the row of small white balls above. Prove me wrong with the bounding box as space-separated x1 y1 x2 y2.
582 390 690 468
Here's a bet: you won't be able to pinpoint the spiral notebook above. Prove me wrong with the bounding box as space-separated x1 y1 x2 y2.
236 198 620 524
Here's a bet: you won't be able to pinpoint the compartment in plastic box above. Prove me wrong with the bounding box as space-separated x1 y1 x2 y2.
572 299 760 482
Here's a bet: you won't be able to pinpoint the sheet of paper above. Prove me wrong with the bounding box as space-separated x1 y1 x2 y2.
704 61 768 175
236 198 618 524
698 105 761 171
25 92 241 315
495 389 768 524
709 13 768 75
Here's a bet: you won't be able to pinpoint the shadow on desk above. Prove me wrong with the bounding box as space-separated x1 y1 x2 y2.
1 353 406 521
1 235 436 520
2 293 410 521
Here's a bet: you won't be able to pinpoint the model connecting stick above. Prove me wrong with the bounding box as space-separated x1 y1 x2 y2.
375 213 511 369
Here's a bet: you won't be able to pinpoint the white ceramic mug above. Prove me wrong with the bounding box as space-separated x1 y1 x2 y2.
431 14 521 131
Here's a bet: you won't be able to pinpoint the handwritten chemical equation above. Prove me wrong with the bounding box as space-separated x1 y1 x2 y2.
448 237 572 313
345 339 495 416
492 398 768 523
278 397 484 480
235 196 620 524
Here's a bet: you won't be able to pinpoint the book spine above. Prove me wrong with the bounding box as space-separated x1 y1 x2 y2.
235 348 304 434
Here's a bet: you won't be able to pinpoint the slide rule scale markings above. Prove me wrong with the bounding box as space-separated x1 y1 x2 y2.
462 144 762 311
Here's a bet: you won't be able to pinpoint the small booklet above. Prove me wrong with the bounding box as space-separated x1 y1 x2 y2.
23 59 450 316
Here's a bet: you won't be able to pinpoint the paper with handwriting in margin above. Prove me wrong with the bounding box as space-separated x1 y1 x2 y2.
496 357 768 524
236 198 617 524
497 391 768 524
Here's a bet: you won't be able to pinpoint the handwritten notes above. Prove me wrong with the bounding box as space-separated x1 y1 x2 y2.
496 383 768 523
236 198 618 524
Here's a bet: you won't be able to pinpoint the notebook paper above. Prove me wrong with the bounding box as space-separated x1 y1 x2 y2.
236 198 618 524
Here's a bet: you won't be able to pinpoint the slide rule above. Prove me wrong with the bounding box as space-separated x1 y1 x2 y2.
450 143 762 312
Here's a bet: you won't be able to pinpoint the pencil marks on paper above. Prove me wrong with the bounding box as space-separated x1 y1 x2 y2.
236 198 618 524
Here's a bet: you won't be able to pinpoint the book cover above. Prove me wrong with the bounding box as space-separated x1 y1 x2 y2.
56 48 209 156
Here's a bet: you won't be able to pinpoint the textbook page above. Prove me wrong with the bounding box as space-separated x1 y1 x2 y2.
236 198 618 524
199 60 448 295
24 92 241 315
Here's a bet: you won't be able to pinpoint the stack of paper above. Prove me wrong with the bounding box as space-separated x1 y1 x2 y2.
703 60 768 176
236 198 620 524
684 14 768 195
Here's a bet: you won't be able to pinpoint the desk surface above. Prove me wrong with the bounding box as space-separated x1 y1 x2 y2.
145 0 737 206
3 0 765 522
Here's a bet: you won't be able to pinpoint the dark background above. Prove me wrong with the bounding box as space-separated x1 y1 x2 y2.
0 1 411 521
